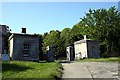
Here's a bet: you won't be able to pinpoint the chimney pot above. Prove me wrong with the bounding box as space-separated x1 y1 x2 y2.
21 28 26 33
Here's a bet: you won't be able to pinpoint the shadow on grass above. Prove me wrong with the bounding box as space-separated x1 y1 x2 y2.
2 63 34 72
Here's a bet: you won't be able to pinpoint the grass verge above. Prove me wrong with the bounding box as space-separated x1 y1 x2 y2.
2 61 63 80
75 57 119 62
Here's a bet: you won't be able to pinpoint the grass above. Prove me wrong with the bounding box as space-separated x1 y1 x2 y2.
2 61 63 80
76 57 119 62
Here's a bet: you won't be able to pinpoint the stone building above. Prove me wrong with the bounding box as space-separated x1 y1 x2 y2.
0 25 9 54
8 28 39 61
74 35 100 60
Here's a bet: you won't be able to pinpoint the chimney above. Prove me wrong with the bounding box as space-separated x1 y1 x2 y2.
84 34 88 40
21 28 26 33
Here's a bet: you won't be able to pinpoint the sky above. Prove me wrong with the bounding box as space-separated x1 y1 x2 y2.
1 2 119 34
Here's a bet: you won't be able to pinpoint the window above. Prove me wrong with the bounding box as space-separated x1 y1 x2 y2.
23 43 30 57
23 43 29 50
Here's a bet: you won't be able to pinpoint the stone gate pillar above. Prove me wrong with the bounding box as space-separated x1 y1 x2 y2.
66 46 74 61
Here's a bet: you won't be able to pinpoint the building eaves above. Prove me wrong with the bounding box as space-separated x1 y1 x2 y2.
8 33 39 41
74 39 92 44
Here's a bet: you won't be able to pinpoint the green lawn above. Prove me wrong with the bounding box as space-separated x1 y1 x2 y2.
2 61 62 80
77 57 119 62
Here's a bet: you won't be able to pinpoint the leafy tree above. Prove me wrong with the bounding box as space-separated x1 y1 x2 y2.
70 25 84 42
60 28 71 47
42 30 62 58
78 7 120 57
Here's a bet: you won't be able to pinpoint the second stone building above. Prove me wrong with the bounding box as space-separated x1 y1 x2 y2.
74 35 100 60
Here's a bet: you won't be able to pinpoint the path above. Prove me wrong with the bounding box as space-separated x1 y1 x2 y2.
61 62 119 79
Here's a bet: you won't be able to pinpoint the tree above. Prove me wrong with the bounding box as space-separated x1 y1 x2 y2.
42 30 62 58
60 28 71 47
70 25 84 42
78 6 120 57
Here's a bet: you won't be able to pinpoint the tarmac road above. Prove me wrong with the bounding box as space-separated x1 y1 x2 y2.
61 62 119 80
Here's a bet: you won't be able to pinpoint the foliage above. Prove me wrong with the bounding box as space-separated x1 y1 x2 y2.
70 25 84 43
42 30 62 58
60 28 71 53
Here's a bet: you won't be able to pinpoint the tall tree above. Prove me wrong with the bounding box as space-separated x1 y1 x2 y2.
60 28 71 47
42 30 61 58
79 7 120 57
71 25 84 42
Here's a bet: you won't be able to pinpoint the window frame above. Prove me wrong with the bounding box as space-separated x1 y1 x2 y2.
23 43 30 57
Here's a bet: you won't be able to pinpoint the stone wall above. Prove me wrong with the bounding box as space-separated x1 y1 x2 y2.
0 25 7 54
87 40 100 58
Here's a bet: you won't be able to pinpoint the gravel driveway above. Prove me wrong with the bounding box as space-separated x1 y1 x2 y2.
61 62 119 80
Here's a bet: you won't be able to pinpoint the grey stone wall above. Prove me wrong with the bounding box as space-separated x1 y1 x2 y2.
87 40 100 58
0 25 7 54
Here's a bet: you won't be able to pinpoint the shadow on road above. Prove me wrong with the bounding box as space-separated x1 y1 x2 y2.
59 61 73 64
